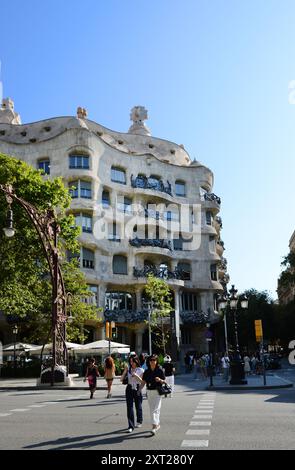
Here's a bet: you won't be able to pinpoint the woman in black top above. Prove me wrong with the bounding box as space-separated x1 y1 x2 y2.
134 354 166 434
84 358 100 399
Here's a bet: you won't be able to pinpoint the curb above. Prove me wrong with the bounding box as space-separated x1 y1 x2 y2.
0 386 108 391
206 383 293 391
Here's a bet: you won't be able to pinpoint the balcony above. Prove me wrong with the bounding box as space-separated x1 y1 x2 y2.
204 192 221 205
129 237 172 251
131 174 172 196
180 310 210 324
104 309 148 323
133 265 188 280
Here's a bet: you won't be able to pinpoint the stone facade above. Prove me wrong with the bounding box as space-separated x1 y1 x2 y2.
277 229 295 305
0 99 229 356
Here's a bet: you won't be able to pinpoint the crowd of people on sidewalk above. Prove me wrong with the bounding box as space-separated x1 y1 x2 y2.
84 352 176 435
184 351 272 383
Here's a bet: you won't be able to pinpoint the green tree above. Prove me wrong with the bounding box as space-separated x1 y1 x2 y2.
0 153 99 344
143 275 172 354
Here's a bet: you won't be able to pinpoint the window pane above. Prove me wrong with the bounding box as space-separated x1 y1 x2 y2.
111 167 126 184
113 256 127 274
38 160 50 175
206 211 213 225
102 190 110 207
175 181 185 196
69 181 78 198
82 248 94 269
80 181 91 198
69 155 89 169
82 214 92 233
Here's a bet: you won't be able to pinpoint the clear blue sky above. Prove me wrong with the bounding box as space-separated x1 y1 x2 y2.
1 0 295 298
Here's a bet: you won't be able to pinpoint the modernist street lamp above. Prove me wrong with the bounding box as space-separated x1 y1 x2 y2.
218 285 249 385
1 184 70 386
12 324 18 375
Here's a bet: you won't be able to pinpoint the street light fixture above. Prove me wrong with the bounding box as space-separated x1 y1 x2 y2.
218 284 249 385
1 184 70 386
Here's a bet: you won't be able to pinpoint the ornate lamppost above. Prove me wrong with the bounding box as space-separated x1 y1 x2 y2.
1 184 70 386
218 285 248 385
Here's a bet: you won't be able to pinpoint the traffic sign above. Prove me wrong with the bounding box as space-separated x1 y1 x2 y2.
255 320 263 342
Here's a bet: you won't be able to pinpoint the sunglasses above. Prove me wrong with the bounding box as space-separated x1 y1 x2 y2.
150 358 157 361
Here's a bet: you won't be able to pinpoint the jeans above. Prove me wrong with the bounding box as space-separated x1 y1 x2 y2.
223 368 229 382
125 385 143 429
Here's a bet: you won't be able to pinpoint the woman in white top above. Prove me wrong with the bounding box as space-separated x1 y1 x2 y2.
121 355 144 433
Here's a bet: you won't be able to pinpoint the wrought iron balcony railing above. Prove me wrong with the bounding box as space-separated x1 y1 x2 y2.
104 309 148 323
180 310 210 324
131 174 172 196
203 192 221 205
133 265 188 280
129 237 172 251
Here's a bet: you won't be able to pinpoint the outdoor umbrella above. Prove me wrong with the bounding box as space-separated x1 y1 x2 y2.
73 340 130 355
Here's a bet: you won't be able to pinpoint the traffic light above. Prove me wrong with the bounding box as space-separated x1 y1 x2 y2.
111 321 117 339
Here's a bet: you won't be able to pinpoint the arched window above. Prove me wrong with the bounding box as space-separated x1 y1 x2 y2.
111 166 126 184
69 153 90 169
113 255 128 275
178 262 191 280
38 158 50 175
82 248 95 269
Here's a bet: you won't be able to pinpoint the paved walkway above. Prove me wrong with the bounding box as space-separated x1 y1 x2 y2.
205 373 293 390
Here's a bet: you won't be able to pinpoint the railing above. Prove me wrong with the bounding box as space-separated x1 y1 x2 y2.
215 216 223 227
133 265 188 280
180 310 210 324
104 309 148 323
203 192 221 205
129 237 173 251
219 257 227 271
131 175 172 196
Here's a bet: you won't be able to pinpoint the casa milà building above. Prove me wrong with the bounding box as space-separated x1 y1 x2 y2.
0 99 229 357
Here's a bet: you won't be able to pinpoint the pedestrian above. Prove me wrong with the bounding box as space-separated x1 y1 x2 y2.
221 352 230 382
139 353 148 371
134 354 166 435
104 356 116 398
84 357 100 399
121 355 144 433
243 354 251 376
162 354 175 396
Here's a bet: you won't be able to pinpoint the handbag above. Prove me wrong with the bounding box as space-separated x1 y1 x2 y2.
157 382 172 396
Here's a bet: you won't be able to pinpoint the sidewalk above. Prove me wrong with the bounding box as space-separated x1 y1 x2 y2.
0 376 121 391
205 374 293 391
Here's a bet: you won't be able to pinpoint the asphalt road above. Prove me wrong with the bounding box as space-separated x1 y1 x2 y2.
0 369 295 450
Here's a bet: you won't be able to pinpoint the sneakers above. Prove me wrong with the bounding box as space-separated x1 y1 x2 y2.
152 425 160 434
135 423 142 428
127 428 133 433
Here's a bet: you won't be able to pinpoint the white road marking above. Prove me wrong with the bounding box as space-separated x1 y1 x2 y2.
192 415 212 419
186 429 210 435
0 413 12 417
9 408 29 412
190 421 211 426
28 404 47 408
181 440 209 448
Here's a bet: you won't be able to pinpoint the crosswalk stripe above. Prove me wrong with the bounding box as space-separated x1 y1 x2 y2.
9 409 29 412
0 413 12 417
192 415 212 419
181 440 209 448
186 429 210 435
190 421 211 426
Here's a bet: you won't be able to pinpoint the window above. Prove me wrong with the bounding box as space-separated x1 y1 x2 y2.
206 211 213 225
178 262 191 280
113 255 128 275
209 235 216 253
38 159 50 175
181 292 199 311
175 180 186 197
70 180 91 199
111 166 126 184
117 196 132 213
85 285 98 306
82 248 95 269
210 264 217 281
105 292 133 310
102 190 110 208
181 328 192 345
75 213 92 233
69 154 89 169
108 222 121 241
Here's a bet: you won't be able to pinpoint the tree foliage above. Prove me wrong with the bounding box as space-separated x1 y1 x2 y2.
0 153 99 344
143 275 172 354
